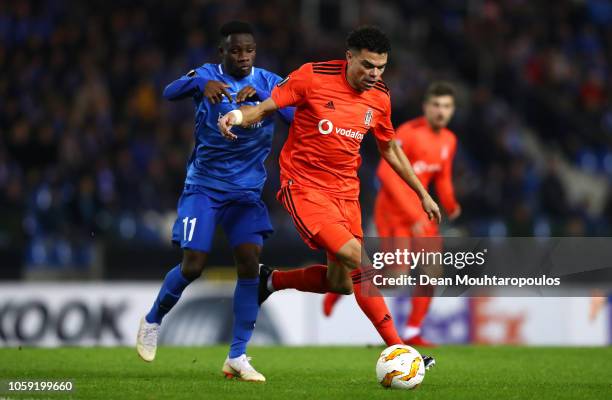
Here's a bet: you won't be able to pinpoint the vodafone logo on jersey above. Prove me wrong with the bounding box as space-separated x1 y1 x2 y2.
318 119 333 135
412 160 442 175
317 119 364 141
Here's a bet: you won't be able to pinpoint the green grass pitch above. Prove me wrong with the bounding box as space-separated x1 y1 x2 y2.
1 346 611 399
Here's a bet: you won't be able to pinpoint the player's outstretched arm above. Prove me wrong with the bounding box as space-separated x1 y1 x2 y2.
376 138 441 223
218 98 280 140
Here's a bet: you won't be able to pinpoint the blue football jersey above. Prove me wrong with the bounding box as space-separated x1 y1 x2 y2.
163 64 294 194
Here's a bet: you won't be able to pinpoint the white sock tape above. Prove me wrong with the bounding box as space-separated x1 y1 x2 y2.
228 109 243 125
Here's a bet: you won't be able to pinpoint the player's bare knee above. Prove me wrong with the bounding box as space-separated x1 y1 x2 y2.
338 282 354 295
181 250 207 280
327 275 353 295
233 244 261 279
235 260 259 279
329 281 353 295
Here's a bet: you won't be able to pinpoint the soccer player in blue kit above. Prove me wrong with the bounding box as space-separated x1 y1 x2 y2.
136 21 293 382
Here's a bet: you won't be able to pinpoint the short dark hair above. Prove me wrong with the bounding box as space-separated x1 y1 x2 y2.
219 21 254 38
346 26 391 54
424 81 456 101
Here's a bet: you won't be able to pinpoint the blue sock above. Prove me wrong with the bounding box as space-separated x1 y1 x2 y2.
229 278 260 358
145 265 193 324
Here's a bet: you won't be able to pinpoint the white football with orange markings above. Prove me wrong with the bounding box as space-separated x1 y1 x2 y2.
376 344 425 389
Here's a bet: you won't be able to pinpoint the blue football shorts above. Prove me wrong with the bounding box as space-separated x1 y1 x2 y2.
171 184 273 252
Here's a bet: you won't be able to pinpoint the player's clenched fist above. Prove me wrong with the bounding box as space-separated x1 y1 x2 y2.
421 194 441 223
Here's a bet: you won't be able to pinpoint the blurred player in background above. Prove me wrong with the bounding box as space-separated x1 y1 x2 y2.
219 26 440 366
323 82 460 346
590 291 608 321
136 21 293 382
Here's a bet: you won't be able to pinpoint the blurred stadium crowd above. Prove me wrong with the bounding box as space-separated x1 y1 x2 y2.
1 0 612 269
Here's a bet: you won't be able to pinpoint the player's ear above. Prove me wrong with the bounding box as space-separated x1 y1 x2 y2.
346 49 353 63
